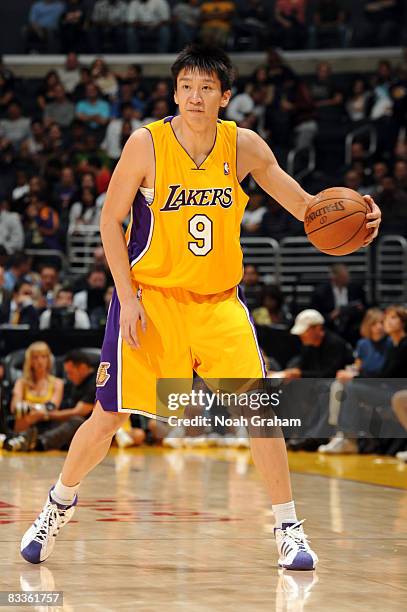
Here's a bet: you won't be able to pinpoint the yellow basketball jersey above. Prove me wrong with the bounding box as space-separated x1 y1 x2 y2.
126 116 249 294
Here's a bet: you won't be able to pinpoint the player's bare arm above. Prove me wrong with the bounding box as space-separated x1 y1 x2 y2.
237 127 381 245
100 128 154 349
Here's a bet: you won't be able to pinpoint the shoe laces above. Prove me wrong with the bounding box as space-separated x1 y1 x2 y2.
284 520 310 551
33 502 66 544
8 435 25 450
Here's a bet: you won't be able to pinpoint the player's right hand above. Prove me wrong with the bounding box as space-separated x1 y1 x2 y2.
120 294 147 349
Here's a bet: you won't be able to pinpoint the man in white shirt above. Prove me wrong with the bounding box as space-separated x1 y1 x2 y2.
127 0 171 53
57 53 81 94
40 286 90 330
0 199 24 254
101 103 141 161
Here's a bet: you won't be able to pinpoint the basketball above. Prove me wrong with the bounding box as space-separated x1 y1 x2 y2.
304 187 370 256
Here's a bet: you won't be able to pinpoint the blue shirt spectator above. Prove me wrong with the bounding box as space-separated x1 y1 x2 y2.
29 0 66 30
356 336 392 376
75 83 110 130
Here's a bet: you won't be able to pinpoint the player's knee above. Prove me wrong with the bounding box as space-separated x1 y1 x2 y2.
90 402 129 439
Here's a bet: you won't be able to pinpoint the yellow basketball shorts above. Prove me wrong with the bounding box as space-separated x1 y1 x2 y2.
96 283 266 419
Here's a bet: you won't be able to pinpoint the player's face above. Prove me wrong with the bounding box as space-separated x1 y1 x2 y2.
174 69 231 123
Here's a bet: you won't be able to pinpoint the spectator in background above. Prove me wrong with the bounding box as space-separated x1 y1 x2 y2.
173 0 201 50
3 253 33 292
26 0 66 53
357 0 402 48
309 0 347 49
4 349 95 452
110 82 145 119
72 68 92 104
309 62 344 120
91 58 119 99
36 71 61 113
75 83 110 133
73 264 107 314
90 284 114 328
369 60 393 121
57 53 81 96
12 171 30 203
346 77 372 123
241 189 268 236
5 280 39 328
102 102 141 162
235 0 268 51
252 285 292 327
36 264 61 309
0 199 24 254
0 72 16 118
24 120 46 156
40 285 90 329
7 342 63 438
0 264 11 324
127 0 171 53
260 199 298 240
53 165 78 215
373 174 407 232
0 103 31 151
43 84 75 129
343 169 364 194
200 0 236 46
90 0 127 52
240 264 264 311
143 98 171 125
394 159 407 191
273 0 307 50
68 187 101 234
59 0 87 53
311 263 366 345
24 194 61 251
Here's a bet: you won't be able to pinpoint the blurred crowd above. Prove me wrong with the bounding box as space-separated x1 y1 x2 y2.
1 50 407 262
22 1 407 54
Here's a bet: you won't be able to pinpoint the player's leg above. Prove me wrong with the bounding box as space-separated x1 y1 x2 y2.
20 402 129 564
191 287 317 570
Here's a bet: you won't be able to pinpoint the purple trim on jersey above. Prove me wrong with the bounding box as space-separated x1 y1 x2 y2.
128 191 153 266
96 289 121 412
164 115 174 123
237 284 267 377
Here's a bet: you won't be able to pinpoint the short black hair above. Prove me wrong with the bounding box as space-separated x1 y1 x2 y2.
171 44 234 94
64 350 94 367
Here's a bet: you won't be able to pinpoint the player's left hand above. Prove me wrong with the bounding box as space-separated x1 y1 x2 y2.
363 195 381 246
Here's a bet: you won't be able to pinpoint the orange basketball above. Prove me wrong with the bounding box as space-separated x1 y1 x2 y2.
304 187 370 256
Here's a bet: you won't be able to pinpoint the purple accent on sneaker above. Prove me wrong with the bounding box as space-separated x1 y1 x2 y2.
21 541 42 564
280 551 315 571
49 487 78 510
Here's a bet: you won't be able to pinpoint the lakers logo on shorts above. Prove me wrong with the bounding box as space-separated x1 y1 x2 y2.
96 362 111 387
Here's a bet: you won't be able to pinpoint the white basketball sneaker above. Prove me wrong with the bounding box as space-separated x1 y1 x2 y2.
275 520 318 571
20 488 77 564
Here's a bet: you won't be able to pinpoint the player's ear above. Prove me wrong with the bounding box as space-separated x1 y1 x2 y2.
220 90 232 109
174 89 179 105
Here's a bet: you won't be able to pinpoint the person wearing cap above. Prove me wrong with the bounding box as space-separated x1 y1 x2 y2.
281 309 352 381
273 309 353 451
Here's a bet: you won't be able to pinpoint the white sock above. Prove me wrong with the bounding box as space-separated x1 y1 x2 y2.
272 500 298 529
51 474 80 506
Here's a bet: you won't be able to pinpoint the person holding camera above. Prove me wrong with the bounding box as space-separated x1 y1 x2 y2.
39 286 90 330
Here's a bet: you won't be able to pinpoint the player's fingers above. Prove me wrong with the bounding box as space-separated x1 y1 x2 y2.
138 304 147 333
121 320 138 349
128 318 140 349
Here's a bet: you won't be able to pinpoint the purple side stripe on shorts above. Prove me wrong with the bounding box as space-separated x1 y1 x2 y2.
128 191 154 267
96 290 121 412
237 285 267 377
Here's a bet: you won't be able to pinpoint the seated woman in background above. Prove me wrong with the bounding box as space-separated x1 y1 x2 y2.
320 305 407 454
10 341 63 435
252 285 292 327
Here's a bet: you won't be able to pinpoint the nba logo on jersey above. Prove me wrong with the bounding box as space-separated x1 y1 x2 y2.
224 162 230 175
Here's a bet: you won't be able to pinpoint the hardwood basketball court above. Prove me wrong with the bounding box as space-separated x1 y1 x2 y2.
0 447 406 611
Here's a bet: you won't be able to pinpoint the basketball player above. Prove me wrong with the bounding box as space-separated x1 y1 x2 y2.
20 46 381 569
